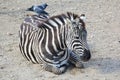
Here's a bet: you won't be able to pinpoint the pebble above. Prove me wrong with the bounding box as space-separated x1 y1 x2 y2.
2 7 7 9
0 66 5 69
7 33 14 36
98 64 101 66
0 55 3 57
118 41 120 43
7 48 13 52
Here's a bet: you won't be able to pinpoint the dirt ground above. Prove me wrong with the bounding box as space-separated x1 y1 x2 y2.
0 0 120 80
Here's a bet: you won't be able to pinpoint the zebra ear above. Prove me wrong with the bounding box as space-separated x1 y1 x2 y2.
80 14 86 22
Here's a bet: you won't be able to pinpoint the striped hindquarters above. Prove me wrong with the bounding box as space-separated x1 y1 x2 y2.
19 14 70 67
19 14 49 63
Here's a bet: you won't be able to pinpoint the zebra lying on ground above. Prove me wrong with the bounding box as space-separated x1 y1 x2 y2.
19 12 91 74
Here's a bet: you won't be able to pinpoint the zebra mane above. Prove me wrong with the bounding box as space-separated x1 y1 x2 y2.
66 12 79 20
66 12 86 28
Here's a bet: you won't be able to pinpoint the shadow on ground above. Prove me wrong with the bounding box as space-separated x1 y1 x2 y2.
87 57 120 74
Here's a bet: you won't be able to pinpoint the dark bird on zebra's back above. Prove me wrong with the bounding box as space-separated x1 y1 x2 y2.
27 3 48 15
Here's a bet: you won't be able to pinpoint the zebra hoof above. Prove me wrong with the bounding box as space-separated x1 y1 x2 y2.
75 62 84 69
43 64 67 74
52 66 67 75
43 64 53 72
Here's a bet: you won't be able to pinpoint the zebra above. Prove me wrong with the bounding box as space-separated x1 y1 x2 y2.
19 12 91 74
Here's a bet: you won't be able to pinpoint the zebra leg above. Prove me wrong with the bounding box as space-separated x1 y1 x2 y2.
43 64 67 75
52 65 67 74
69 52 84 68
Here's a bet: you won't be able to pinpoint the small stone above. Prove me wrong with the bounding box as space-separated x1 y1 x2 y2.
11 8 15 10
106 20 110 23
2 7 7 9
7 33 14 36
0 66 4 69
0 55 3 57
8 48 13 52
118 41 120 43
85 75 89 77
98 64 101 66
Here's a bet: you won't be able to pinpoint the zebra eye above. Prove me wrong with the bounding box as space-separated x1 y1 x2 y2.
72 22 78 29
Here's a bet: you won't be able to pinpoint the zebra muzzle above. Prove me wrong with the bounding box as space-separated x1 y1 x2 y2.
80 49 91 62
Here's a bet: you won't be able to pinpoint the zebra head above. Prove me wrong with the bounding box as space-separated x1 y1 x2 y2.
66 12 91 62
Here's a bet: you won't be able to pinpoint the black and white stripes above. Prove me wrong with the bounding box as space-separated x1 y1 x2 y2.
19 12 91 74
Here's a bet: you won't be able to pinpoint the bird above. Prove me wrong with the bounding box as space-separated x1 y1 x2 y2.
27 3 48 15
37 3 48 10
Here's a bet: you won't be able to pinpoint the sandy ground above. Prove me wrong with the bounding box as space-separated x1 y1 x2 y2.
0 0 120 80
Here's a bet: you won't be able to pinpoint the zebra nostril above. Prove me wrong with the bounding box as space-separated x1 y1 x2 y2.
81 49 91 62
